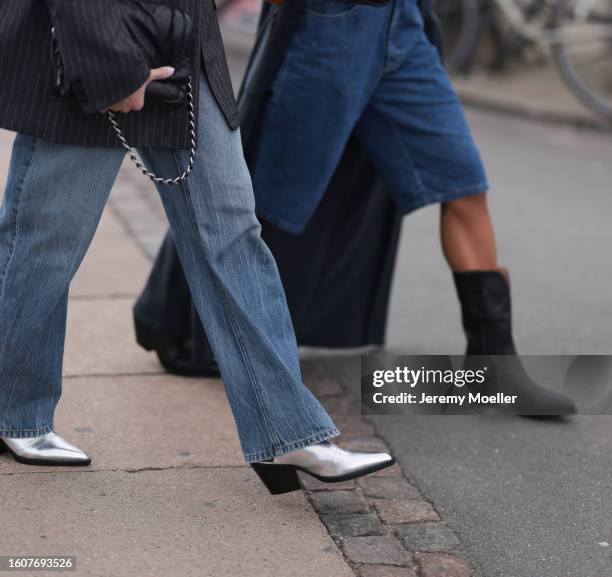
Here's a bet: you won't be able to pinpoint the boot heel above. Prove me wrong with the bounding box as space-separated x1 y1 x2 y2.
134 318 158 351
251 463 301 495
0 439 7 454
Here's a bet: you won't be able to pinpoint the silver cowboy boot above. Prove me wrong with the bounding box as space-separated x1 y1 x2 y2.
0 432 91 466
251 441 394 494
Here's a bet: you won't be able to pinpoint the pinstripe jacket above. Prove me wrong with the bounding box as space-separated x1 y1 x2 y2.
0 0 238 149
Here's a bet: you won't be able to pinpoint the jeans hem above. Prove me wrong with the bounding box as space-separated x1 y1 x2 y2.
255 207 307 236
244 426 341 464
397 182 490 215
0 423 54 438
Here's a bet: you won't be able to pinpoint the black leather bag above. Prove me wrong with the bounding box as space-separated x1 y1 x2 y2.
120 0 194 104
52 0 194 105
51 0 196 185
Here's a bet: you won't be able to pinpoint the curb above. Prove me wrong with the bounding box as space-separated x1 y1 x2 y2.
301 361 474 577
455 82 612 134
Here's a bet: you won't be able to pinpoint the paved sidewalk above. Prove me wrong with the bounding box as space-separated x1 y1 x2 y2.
0 130 353 577
0 129 473 577
452 64 611 132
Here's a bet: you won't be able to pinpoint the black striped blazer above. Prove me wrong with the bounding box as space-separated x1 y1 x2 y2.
0 0 238 149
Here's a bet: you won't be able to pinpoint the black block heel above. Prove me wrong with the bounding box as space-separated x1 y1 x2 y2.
134 318 159 351
251 463 301 495
0 439 7 454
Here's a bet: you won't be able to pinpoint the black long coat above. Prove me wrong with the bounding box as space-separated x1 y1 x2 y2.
0 0 238 148
133 0 442 367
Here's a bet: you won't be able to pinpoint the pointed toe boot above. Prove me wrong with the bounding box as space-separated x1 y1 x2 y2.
251 441 394 495
0 432 92 466
453 269 577 417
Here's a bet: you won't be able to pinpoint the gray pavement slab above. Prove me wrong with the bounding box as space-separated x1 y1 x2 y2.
0 129 13 179
64 205 160 378
0 467 353 577
453 66 610 132
0 374 243 475
71 208 150 298
64 298 160 377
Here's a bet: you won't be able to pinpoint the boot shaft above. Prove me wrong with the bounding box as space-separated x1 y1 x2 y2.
453 270 517 356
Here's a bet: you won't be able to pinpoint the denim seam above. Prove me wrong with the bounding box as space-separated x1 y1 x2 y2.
383 0 401 74
396 182 490 215
0 138 40 302
0 423 54 438
265 49 292 112
216 281 283 447
255 206 306 235
366 104 428 199
305 5 362 19
170 150 282 448
244 425 340 464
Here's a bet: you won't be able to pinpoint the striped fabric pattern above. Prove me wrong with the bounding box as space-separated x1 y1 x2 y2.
0 0 239 149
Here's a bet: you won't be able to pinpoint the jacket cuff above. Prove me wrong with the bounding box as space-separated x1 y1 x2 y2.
79 64 151 115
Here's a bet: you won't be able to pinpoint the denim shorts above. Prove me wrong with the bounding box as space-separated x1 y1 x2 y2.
251 0 489 234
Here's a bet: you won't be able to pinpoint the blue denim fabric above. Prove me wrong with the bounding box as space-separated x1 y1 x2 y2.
0 78 338 462
251 0 489 234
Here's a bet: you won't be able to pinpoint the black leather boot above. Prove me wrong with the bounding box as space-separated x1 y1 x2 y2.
134 316 221 378
453 270 576 416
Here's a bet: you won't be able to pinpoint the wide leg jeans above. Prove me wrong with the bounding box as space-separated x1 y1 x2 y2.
0 78 338 462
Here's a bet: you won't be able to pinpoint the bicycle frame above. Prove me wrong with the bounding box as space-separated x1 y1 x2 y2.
494 0 612 48
493 0 557 44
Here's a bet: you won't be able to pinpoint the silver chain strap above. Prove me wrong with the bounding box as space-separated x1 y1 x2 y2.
107 78 197 186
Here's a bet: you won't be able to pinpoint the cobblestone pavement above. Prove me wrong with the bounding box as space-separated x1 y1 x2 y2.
300 363 473 577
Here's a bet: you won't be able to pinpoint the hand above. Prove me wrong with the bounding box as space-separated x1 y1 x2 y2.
104 66 175 113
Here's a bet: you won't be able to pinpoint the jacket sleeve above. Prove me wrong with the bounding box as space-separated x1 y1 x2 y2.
45 0 151 114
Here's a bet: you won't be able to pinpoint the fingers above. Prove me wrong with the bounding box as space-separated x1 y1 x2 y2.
103 66 175 113
128 90 146 112
104 90 144 113
104 104 126 113
105 101 136 114
148 66 175 83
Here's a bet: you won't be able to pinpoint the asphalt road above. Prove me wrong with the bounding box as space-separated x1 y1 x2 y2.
328 356 611 577
322 111 612 577
384 108 612 357
221 25 612 577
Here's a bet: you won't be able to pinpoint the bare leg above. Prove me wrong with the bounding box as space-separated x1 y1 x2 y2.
444 192 576 415
440 192 498 272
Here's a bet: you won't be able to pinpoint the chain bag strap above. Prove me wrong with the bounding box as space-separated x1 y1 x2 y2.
50 0 197 186
106 78 197 186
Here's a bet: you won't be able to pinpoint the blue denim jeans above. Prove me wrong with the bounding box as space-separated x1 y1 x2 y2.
252 0 489 234
0 78 339 462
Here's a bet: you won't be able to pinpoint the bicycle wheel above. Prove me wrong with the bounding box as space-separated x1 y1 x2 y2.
436 0 482 73
554 0 612 120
